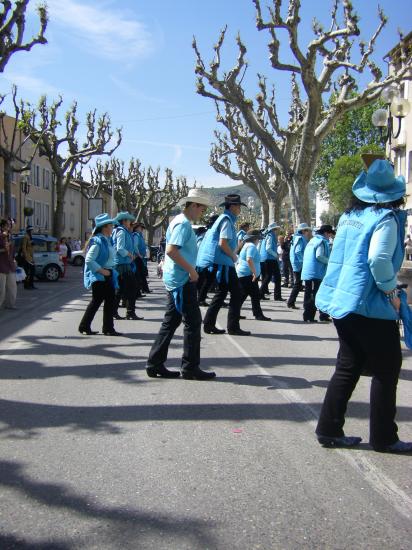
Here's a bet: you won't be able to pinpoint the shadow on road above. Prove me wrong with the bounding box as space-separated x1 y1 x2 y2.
0 460 217 549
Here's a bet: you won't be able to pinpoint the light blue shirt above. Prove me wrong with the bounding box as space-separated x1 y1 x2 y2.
86 236 115 272
236 242 261 278
163 213 197 291
113 228 131 258
368 216 398 291
220 217 237 241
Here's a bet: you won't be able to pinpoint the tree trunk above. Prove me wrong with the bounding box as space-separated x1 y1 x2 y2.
52 176 65 239
147 226 155 246
3 158 13 219
260 200 269 227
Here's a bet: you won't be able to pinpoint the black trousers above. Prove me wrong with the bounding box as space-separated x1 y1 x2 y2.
203 265 241 331
260 260 282 299
22 260 35 288
316 313 402 449
135 256 150 293
302 278 329 321
147 281 201 372
79 277 115 332
287 270 302 306
283 257 294 286
115 265 138 316
239 275 264 317
197 267 215 302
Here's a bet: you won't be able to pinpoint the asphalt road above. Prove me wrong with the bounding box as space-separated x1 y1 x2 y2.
0 265 411 550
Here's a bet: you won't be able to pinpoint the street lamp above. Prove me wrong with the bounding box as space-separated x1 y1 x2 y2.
105 168 115 217
20 168 31 195
372 84 411 147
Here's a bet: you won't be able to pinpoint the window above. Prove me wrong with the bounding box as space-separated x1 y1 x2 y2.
43 204 49 230
44 170 50 190
69 213 75 231
395 149 406 176
11 196 17 220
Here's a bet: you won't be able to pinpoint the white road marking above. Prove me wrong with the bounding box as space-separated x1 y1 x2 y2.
224 330 412 521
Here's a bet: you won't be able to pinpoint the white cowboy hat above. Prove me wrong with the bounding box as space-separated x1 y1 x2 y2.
179 188 212 207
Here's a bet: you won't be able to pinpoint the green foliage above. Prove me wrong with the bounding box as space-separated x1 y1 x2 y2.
327 144 384 213
314 98 384 195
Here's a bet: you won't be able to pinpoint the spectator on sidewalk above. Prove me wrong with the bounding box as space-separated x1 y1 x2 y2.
0 219 17 310
147 188 215 380
404 234 412 260
315 158 412 453
58 237 68 277
19 225 36 290
133 221 151 294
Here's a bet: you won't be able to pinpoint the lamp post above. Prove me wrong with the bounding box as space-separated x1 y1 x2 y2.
372 84 411 147
105 168 115 217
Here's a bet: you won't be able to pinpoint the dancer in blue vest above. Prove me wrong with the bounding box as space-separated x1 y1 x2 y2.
315 158 412 453
79 213 121 336
237 229 271 321
147 189 216 380
259 222 284 301
112 212 142 321
197 194 250 336
301 224 335 323
132 221 151 295
197 213 219 307
287 223 312 309
236 222 250 251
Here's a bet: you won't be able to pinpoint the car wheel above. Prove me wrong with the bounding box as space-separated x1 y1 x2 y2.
73 256 84 267
43 264 61 282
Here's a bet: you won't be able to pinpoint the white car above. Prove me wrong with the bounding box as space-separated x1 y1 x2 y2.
70 249 85 267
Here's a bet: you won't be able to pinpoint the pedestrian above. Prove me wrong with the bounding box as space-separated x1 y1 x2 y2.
236 222 250 252
78 213 121 336
58 237 68 277
146 188 216 380
277 235 284 274
237 229 271 321
197 193 250 336
281 232 294 288
315 158 412 453
259 222 284 301
0 218 17 310
18 225 36 290
404 234 412 260
133 221 151 294
197 213 219 307
131 224 145 300
301 225 335 323
287 223 312 309
112 212 142 321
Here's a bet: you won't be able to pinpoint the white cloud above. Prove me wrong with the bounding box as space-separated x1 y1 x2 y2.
109 75 166 105
46 0 155 61
0 73 60 97
124 139 209 153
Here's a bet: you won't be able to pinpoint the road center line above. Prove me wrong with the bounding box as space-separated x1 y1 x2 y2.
223 331 412 521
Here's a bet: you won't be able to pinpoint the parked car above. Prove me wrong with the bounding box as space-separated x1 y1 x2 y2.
12 234 64 282
70 249 85 267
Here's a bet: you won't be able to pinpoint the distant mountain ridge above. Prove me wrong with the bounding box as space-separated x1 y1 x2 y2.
202 184 260 208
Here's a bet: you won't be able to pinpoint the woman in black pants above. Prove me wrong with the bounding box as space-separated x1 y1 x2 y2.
79 213 121 336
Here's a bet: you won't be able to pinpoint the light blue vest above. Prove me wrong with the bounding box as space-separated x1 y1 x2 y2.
260 231 277 262
301 234 330 281
316 207 406 320
196 211 237 269
112 225 134 266
83 235 118 290
290 233 307 272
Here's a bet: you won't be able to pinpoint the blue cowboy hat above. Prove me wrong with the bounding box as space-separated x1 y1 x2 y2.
297 223 311 232
267 222 281 231
115 211 135 224
92 213 116 234
352 159 405 203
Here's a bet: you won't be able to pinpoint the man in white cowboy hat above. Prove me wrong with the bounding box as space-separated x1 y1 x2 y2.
315 157 412 453
287 222 312 309
197 193 251 336
259 221 284 302
79 213 121 336
112 211 142 321
147 188 216 380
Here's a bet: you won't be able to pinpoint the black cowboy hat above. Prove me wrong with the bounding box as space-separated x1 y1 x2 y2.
317 224 336 235
219 193 247 207
133 221 146 229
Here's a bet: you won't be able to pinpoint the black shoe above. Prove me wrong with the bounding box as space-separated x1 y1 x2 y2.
255 315 271 321
113 313 125 320
319 316 332 323
260 296 270 301
199 301 209 307
204 326 226 335
146 365 180 378
78 327 98 335
222 302 229 308
228 328 251 336
103 330 123 336
281 283 289 288
374 440 412 453
126 313 144 320
287 304 299 309
274 297 285 301
303 319 318 323
317 435 362 448
181 368 216 380
239 315 246 320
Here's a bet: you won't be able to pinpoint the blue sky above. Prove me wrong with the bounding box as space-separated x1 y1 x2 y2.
0 0 411 188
